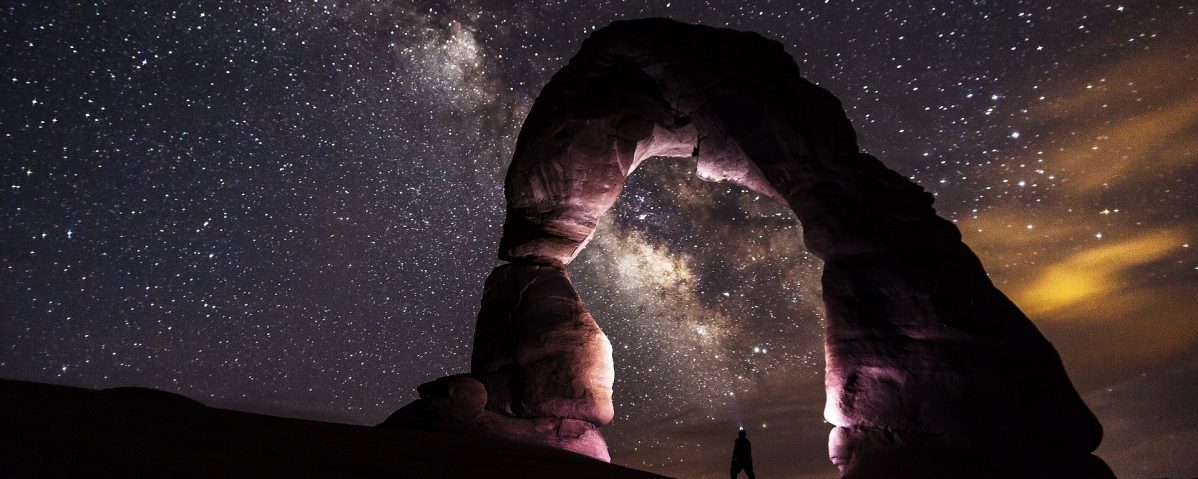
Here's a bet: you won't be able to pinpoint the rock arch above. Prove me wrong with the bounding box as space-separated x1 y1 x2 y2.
394 19 1113 478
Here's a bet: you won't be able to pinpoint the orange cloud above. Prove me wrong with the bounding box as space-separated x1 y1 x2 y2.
1047 95 1198 194
1031 41 1198 195
1011 230 1185 317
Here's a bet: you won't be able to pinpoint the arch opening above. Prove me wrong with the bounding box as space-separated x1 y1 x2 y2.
565 156 827 442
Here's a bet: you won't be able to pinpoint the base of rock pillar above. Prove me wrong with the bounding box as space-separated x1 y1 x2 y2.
829 427 1115 479
477 412 610 461
379 374 610 462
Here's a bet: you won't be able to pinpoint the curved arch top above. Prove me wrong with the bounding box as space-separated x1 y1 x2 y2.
499 18 931 267
459 18 1111 477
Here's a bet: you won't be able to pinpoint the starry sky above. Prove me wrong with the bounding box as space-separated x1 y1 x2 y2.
2 1 1196 478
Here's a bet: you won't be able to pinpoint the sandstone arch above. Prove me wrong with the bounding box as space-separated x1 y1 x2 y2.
397 19 1113 478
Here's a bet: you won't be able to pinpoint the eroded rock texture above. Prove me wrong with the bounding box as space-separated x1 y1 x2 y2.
400 18 1111 476
472 263 615 428
381 264 613 461
380 373 609 461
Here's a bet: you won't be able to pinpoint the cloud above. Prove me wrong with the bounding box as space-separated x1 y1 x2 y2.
1011 230 1185 316
1046 95 1198 194
1034 41 1198 195
953 32 1198 377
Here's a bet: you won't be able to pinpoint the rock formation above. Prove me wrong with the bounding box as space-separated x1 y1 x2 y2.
380 372 609 460
398 18 1113 477
382 264 613 461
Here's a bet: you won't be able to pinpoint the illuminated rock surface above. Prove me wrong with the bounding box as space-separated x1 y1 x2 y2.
471 263 615 428
402 18 1111 477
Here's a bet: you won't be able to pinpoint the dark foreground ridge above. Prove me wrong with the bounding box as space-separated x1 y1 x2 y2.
0 378 672 478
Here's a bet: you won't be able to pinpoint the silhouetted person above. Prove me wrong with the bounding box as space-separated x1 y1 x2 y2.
730 429 755 479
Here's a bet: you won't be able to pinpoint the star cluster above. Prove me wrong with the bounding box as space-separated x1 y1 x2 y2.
2 2 1196 478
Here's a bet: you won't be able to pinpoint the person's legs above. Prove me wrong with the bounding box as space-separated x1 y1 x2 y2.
744 463 755 479
730 463 741 479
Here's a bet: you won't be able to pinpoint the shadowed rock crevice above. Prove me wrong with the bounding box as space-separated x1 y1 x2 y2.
391 18 1111 477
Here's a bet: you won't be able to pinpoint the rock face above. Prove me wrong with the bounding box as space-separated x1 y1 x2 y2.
404 18 1112 476
382 263 614 461
472 263 614 428
380 373 609 461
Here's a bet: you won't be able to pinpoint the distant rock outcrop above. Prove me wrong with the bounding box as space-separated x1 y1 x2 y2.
399 18 1112 477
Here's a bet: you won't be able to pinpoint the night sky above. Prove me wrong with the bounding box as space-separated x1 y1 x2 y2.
2 1 1196 478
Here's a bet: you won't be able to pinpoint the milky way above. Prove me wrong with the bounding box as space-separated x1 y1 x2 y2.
2 2 1196 478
